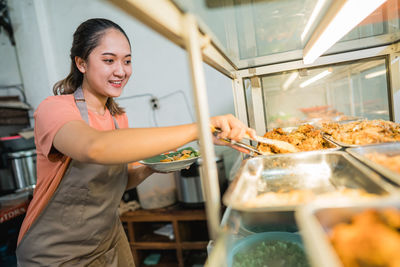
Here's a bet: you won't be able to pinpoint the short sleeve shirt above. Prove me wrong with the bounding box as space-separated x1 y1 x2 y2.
18 94 129 244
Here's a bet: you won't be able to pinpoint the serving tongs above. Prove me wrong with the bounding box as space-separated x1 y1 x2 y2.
211 127 263 156
244 134 299 153
211 126 298 155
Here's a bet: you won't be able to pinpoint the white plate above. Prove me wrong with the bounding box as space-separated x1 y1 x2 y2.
139 147 199 172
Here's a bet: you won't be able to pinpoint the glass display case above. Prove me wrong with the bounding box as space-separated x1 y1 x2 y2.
173 0 398 69
109 0 400 266
256 57 391 130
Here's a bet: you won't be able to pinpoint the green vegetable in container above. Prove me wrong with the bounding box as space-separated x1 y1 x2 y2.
233 240 309 267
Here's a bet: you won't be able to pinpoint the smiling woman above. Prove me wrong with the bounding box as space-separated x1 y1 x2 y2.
74 29 132 107
53 19 132 116
14 18 255 267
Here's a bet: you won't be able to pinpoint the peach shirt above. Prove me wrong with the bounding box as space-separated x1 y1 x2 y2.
17 95 129 244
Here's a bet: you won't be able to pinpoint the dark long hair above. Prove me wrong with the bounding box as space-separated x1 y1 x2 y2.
53 18 131 115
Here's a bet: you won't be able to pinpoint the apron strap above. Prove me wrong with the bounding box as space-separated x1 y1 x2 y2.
74 87 90 124
74 87 120 129
112 117 120 129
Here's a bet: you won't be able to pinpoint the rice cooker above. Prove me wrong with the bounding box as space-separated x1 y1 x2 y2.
174 157 226 207
7 149 37 190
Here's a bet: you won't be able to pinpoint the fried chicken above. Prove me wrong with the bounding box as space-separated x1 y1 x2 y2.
365 153 400 174
322 120 400 145
330 208 400 267
257 124 333 154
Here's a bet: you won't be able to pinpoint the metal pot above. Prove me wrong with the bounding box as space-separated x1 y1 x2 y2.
174 157 226 207
7 149 36 190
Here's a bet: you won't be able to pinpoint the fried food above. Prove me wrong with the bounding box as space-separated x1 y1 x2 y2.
322 120 400 145
365 152 400 174
257 124 334 154
159 149 199 162
243 188 377 208
243 189 315 207
330 208 400 267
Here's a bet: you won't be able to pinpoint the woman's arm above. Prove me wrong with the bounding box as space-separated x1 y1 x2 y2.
53 122 198 164
53 114 254 164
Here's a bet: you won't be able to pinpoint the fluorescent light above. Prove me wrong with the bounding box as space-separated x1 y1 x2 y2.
303 0 387 64
365 69 386 79
301 0 328 41
283 72 299 91
300 69 332 88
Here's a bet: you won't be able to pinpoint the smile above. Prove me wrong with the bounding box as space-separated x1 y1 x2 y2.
109 80 123 87
110 80 122 85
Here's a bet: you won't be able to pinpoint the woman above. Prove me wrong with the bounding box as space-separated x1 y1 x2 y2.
16 18 254 266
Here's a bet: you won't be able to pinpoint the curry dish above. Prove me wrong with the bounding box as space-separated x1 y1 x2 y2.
330 208 400 267
257 124 334 154
322 120 400 145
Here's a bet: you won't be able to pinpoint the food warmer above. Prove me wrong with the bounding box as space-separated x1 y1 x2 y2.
109 0 400 266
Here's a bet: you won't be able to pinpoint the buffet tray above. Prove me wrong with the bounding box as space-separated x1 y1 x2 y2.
223 151 396 213
321 119 400 148
346 142 400 186
322 133 360 148
295 197 400 267
320 119 362 148
311 117 364 129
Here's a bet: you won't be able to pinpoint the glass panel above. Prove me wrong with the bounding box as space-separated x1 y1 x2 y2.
243 78 254 128
262 57 390 130
172 0 400 69
173 0 325 67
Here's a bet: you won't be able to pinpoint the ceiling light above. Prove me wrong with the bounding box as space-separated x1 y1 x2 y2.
365 69 386 79
301 0 328 41
283 72 299 91
303 0 387 65
300 69 332 88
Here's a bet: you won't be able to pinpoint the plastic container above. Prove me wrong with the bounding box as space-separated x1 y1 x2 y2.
136 173 176 209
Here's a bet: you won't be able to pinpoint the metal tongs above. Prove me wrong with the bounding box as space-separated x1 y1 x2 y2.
243 134 299 153
210 126 264 156
211 125 298 155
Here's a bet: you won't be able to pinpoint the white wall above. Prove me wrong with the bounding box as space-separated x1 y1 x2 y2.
6 0 235 129
0 30 22 93
4 0 239 185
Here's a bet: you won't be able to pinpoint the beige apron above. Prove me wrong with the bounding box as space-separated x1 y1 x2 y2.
16 87 135 267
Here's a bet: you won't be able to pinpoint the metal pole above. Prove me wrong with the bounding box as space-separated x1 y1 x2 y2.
182 14 221 240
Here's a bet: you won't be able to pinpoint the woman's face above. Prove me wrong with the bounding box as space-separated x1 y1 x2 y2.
80 29 132 99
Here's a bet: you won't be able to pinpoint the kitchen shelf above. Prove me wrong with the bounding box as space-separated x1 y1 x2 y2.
120 204 209 267
134 249 178 267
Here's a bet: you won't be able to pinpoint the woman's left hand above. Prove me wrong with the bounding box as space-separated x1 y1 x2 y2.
210 114 256 153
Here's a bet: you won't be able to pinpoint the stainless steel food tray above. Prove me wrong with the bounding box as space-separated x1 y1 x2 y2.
223 151 397 213
322 133 360 148
346 142 400 186
295 197 400 267
311 117 364 129
321 119 398 148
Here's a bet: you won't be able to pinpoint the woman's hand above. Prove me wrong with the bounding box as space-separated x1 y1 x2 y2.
126 164 155 190
210 114 256 153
